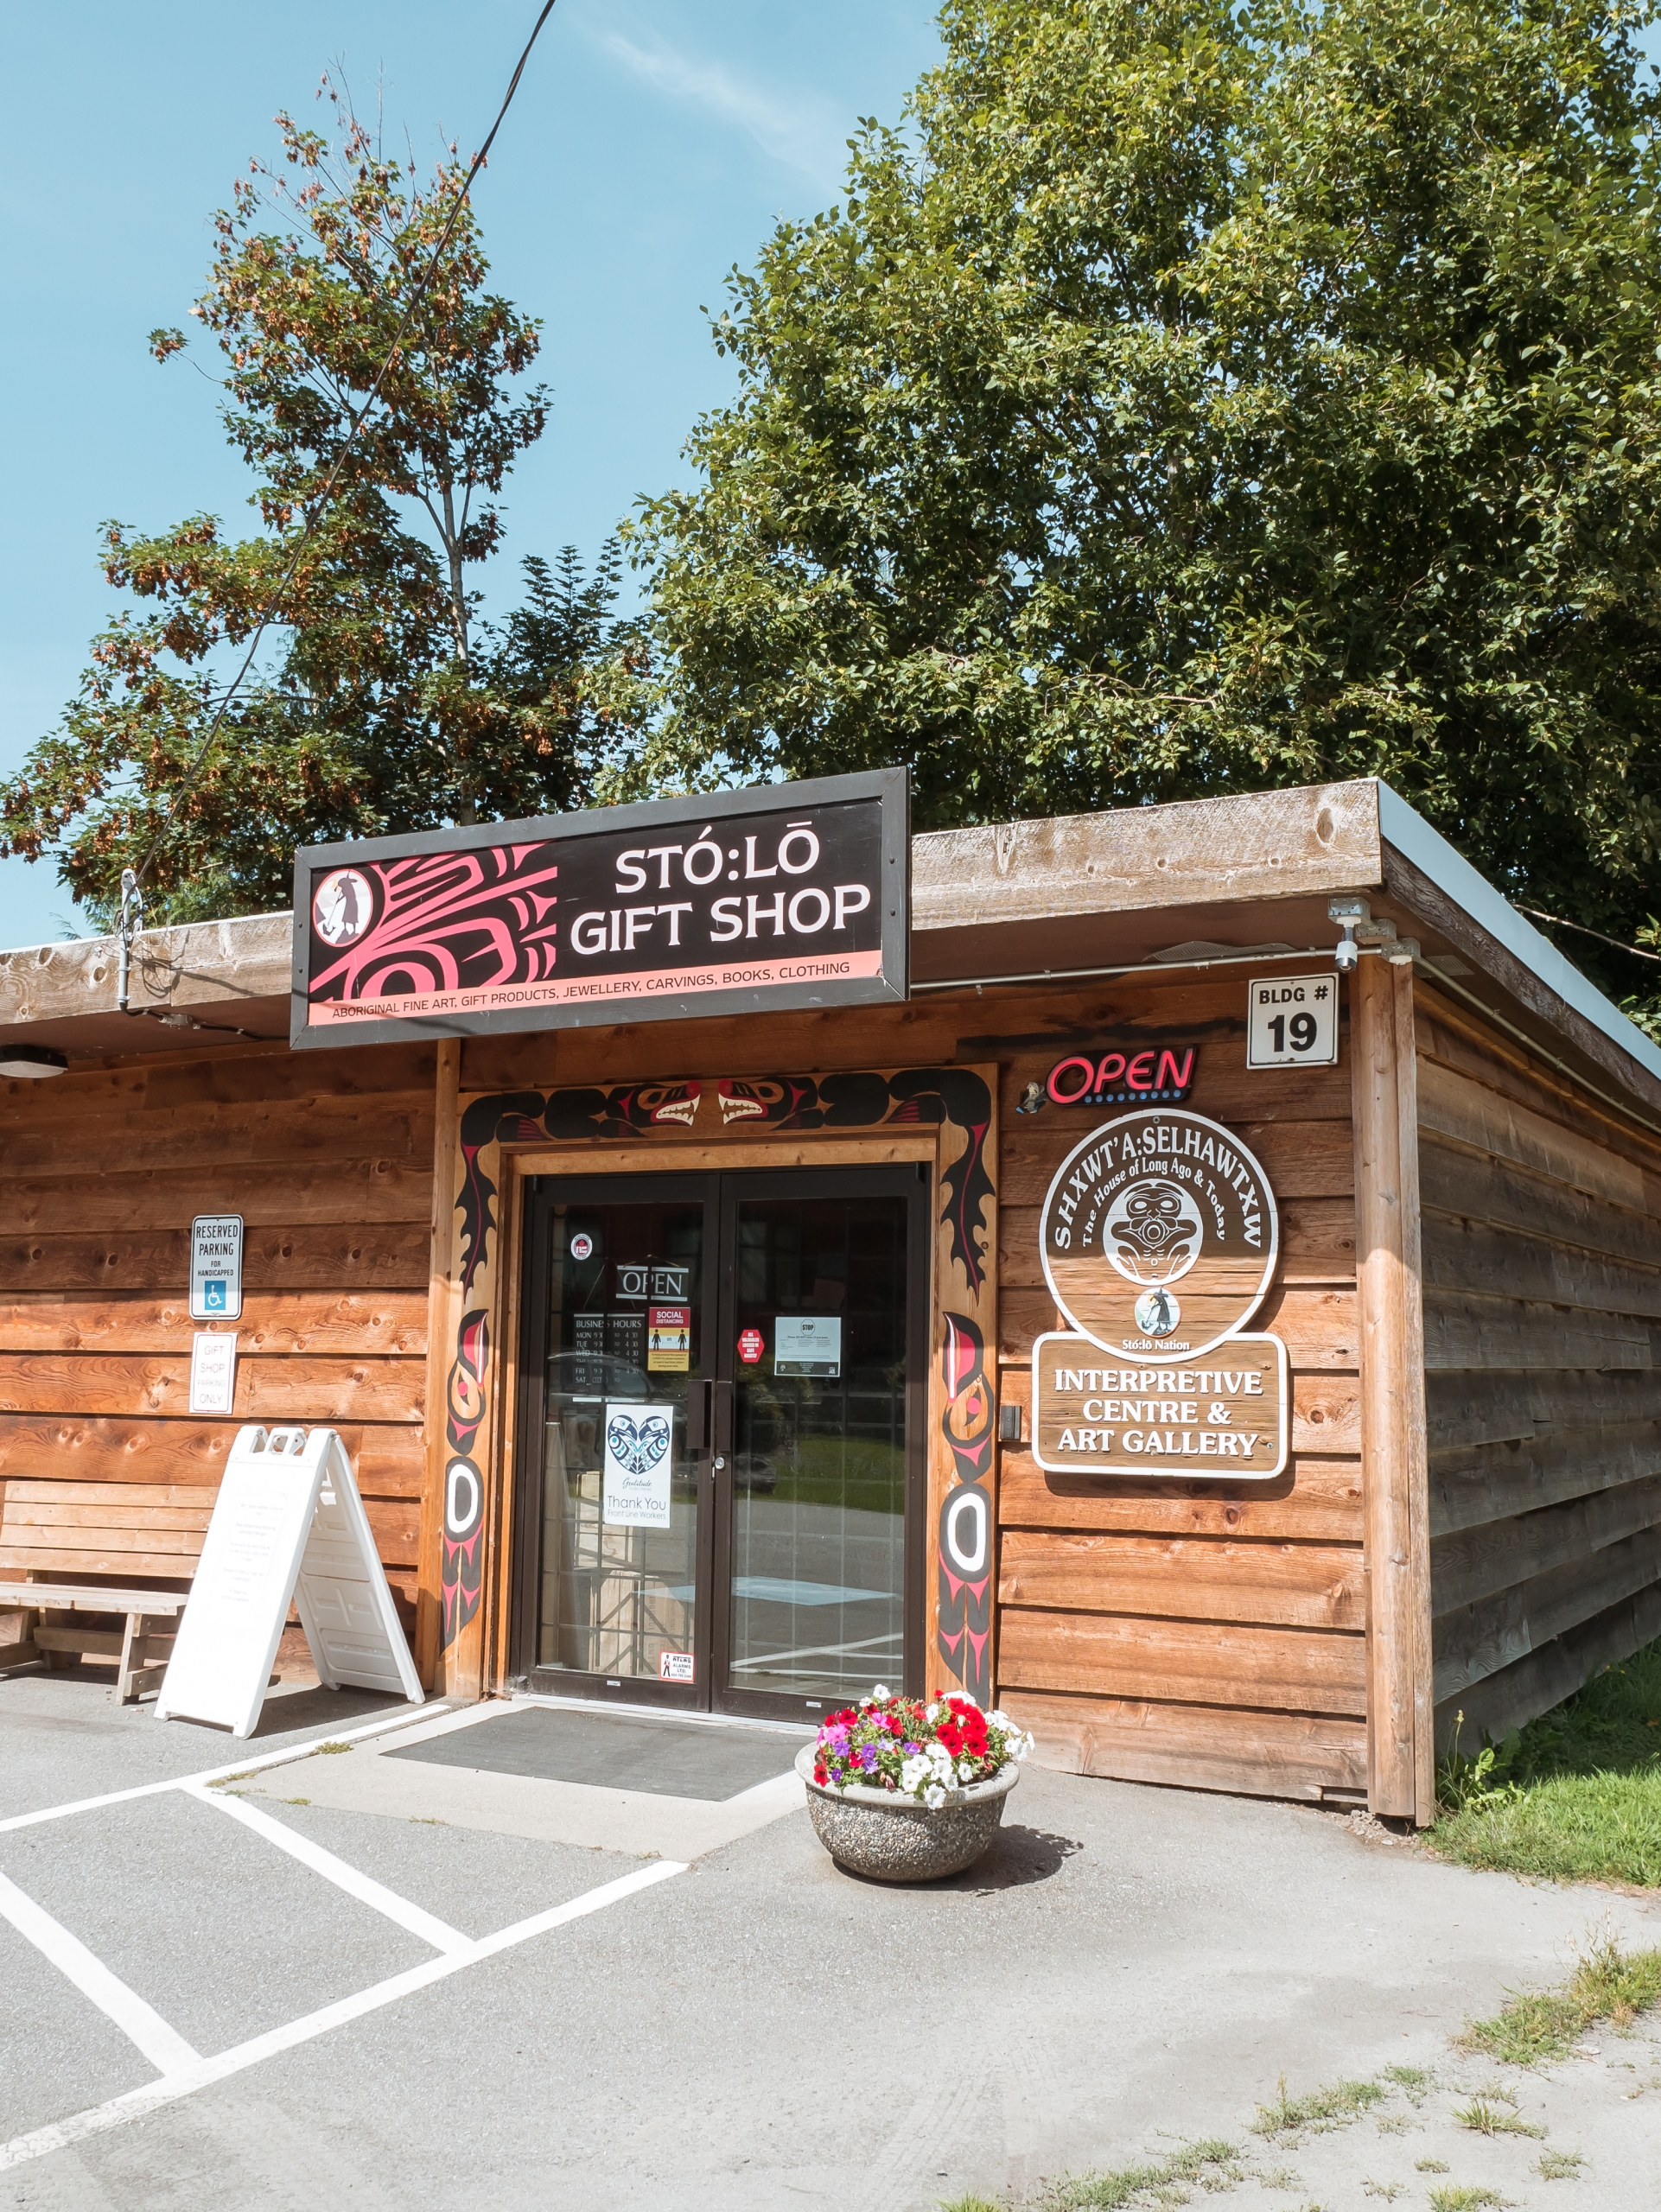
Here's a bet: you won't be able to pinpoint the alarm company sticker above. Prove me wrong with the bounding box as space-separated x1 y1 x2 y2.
1040 1107 1279 1361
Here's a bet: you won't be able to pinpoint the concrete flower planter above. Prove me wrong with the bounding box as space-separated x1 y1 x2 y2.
794 1742 1020 1882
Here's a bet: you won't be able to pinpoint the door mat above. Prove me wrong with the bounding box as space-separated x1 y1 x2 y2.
385 1706 807 1802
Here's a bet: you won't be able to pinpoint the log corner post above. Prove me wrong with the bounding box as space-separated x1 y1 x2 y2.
1351 958 1435 1824
416 1038 463 1694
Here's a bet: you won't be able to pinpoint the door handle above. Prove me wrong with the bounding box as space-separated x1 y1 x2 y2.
685 1377 713 1452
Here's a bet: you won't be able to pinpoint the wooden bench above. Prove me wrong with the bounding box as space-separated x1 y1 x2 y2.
0 1479 213 1702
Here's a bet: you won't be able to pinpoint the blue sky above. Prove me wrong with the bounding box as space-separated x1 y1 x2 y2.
0 1 942 949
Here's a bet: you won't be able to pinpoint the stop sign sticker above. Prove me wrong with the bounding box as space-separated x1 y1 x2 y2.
737 1327 766 1364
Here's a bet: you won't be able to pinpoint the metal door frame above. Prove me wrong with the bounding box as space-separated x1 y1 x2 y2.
512 1161 931 1719
512 1171 718 1713
709 1162 931 1724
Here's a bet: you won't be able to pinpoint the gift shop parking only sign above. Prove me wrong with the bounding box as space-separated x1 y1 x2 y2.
1031 1108 1289 1480
291 769 909 1047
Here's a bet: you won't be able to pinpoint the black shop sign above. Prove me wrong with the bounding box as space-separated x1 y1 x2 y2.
290 770 909 1047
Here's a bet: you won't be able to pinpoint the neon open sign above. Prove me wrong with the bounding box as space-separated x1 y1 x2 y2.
1046 1047 1196 1107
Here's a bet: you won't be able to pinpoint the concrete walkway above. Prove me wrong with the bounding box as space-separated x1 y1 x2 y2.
2 1672 1657 2209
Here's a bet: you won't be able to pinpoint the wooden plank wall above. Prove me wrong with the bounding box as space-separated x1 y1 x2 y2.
465 978 1365 1796
985 974 1369 1803
1417 985 1661 1745
0 1039 436 1627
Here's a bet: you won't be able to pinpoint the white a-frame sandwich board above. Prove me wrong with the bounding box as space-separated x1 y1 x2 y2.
156 1424 424 1738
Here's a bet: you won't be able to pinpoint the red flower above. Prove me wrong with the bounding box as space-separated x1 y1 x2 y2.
813 1764 829 1785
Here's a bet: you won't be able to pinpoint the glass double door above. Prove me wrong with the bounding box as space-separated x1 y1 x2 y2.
515 1165 928 1721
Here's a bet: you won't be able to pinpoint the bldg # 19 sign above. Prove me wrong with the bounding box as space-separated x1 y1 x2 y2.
1032 1107 1289 1481
291 769 908 1047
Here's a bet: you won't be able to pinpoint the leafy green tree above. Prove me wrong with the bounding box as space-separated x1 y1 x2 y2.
481 542 642 779
615 0 1661 1023
2 92 627 926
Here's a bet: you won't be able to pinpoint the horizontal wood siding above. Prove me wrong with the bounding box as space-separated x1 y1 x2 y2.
0 1040 434 1620
986 976 1365 1803
1417 991 1661 1745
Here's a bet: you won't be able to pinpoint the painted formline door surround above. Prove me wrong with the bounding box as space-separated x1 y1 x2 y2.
430 1069 999 1707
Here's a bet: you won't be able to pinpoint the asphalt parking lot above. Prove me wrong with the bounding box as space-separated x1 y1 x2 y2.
3 1669 1658 2210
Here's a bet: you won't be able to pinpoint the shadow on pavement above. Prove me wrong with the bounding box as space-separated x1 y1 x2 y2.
829 1821 1085 1893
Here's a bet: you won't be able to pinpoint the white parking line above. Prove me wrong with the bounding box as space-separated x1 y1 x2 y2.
0 1704 453 1834
0 1859 686 2175
187 1784 472 1955
0 1869 201 2077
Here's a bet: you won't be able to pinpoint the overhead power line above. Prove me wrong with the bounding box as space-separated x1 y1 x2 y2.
118 0 560 1007
1515 905 1661 966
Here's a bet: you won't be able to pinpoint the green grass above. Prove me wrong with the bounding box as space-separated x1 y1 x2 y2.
1463 1934 1661 2064
1452 2094 1543 2138
1426 2189 1507 2211
1251 2075 1386 2140
1380 2063 1431 2098
1537 2149 1584 2180
939 2139 1244 2212
1430 1641 1661 1885
765 1431 905 1517
1038 2139 1244 2209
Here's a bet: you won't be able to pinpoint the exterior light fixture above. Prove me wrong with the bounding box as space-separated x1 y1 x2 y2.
0 1045 68 1078
1327 897 1420 974
1329 896 1369 972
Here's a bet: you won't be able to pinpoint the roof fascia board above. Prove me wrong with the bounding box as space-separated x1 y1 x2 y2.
1377 780 1661 1093
913 779 1384 930
0 912 293 1026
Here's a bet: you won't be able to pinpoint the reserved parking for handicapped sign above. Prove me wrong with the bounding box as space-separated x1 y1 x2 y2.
190 1214 244 1320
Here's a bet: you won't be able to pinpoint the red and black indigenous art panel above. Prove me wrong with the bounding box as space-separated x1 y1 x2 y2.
308 844 563 1029
438 1067 998 1690
440 1308 490 1646
937 1313 995 1704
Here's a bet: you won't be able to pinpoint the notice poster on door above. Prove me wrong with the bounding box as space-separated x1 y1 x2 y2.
602 1402 673 1528
647 1306 690 1371
774 1315 843 1377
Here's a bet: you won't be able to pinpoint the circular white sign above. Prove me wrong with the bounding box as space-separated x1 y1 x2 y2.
1040 1108 1278 1359
312 868 374 946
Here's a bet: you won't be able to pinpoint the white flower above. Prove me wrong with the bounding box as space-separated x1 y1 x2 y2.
924 1784 946 1809
958 1761 976 1783
900 1755 931 1796
926 1701 941 1723
871 1683 892 1701
928 1745 954 1780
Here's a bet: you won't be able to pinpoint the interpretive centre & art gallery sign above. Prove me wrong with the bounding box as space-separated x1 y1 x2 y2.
1032 1106 1290 1480
290 769 908 1048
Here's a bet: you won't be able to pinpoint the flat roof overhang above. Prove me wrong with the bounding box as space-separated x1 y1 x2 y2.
3 779 1657 1128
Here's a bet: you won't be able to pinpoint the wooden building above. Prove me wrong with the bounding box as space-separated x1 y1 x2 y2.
2 776 1658 1827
